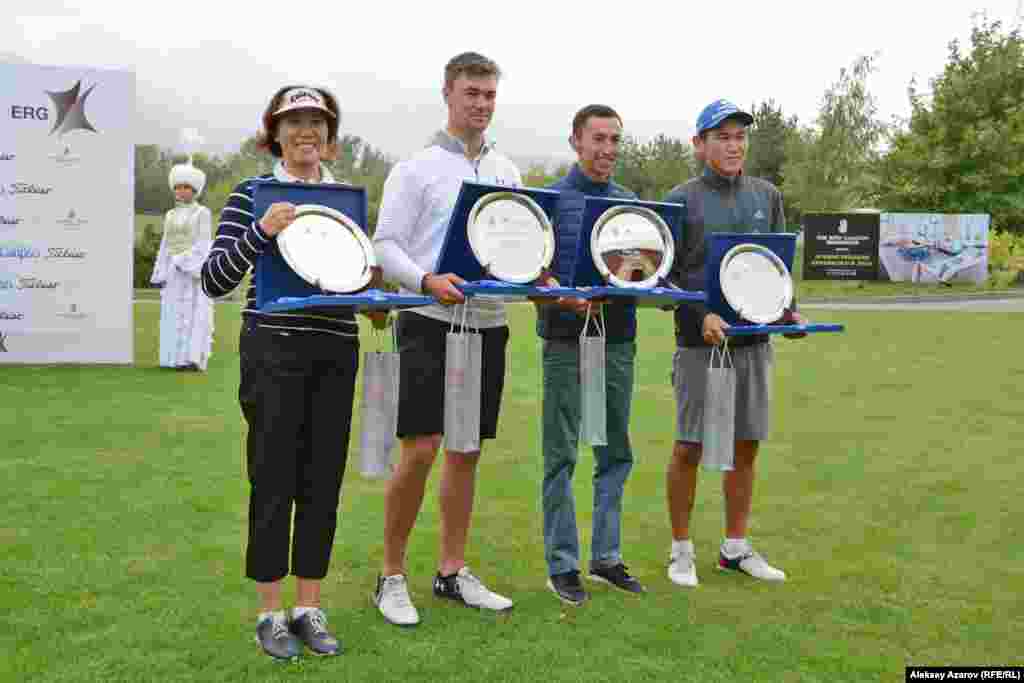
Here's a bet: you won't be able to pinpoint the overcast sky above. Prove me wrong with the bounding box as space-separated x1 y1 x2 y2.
3 1 1019 165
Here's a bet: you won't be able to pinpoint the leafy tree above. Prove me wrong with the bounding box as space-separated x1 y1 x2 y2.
134 144 171 215
615 134 696 200
522 162 569 188
745 99 799 188
782 55 887 216
879 20 1024 233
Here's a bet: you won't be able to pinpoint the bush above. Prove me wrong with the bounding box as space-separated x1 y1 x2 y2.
133 222 163 289
988 228 1024 286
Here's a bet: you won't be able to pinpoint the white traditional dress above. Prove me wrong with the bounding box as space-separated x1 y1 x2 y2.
151 163 214 370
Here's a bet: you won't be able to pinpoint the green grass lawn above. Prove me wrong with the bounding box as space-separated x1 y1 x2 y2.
4 304 1021 682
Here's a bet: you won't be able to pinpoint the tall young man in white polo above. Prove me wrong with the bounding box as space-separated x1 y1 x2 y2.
371 52 521 626
663 100 806 588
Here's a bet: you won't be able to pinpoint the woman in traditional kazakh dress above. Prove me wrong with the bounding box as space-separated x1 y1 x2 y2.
150 162 214 371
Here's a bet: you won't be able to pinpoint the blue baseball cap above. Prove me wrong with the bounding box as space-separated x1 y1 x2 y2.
696 99 754 135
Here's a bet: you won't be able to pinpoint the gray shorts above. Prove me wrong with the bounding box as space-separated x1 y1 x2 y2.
671 343 773 444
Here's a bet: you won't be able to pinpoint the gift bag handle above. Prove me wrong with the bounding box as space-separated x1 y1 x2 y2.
709 338 733 370
580 303 606 340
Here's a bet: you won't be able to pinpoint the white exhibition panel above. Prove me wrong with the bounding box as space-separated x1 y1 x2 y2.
0 62 134 364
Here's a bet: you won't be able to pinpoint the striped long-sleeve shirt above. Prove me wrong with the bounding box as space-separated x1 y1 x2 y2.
201 174 358 337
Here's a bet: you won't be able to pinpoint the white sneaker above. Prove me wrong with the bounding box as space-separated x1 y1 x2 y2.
668 547 699 587
373 574 420 626
434 566 513 612
717 549 786 582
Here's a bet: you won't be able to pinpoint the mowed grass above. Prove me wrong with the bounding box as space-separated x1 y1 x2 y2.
2 304 1022 682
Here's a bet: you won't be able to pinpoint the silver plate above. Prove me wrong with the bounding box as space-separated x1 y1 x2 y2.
719 243 793 324
590 205 674 289
466 192 554 284
277 204 376 293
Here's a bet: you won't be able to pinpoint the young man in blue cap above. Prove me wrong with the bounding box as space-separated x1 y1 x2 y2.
537 104 644 605
662 100 806 588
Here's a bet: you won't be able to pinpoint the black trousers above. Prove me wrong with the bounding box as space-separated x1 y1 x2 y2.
239 322 359 582
395 311 509 440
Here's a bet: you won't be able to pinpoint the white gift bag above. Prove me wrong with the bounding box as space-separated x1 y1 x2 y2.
359 320 400 479
444 303 482 453
579 304 607 447
702 341 735 471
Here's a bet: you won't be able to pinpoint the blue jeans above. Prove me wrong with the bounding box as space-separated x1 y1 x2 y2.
542 339 636 576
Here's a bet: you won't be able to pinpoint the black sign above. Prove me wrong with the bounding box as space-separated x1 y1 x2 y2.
802 213 880 280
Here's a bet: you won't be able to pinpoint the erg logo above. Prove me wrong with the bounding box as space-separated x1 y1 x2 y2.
10 105 49 121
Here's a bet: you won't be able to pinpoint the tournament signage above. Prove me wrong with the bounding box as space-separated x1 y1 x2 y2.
0 62 134 364
802 213 880 280
878 213 990 285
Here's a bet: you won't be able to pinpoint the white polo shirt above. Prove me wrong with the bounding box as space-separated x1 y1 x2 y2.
373 130 522 328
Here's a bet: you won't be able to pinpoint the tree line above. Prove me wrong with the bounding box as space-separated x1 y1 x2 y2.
135 20 1024 287
528 20 1023 236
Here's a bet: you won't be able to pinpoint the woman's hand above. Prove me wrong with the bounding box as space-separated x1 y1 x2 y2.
258 202 297 238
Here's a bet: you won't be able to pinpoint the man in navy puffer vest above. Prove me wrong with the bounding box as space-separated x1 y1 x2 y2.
536 105 644 605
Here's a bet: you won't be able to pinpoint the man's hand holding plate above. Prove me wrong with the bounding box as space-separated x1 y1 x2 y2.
780 308 808 339
702 313 730 346
423 273 466 306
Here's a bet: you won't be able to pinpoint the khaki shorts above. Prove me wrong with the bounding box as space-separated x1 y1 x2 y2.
671 342 773 444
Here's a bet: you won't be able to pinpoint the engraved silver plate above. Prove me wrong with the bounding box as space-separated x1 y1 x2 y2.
719 243 793 324
590 205 674 289
277 204 376 293
466 192 554 284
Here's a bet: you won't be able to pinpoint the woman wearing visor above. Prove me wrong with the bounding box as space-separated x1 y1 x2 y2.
201 85 356 660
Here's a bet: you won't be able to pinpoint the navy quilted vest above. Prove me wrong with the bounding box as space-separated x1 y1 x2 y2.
536 165 638 342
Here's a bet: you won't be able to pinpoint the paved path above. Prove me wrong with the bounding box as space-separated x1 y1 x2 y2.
802 298 1024 312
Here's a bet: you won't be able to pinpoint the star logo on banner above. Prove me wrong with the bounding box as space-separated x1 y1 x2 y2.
45 80 99 137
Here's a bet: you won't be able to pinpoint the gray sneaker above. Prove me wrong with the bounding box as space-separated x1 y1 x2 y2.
290 608 342 656
255 613 302 661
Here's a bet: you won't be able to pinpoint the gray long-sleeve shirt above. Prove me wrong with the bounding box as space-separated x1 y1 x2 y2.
664 167 792 347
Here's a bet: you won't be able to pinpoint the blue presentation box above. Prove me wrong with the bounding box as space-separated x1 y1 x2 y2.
456 280 581 300
584 285 706 308
725 323 845 337
705 232 843 335
705 232 797 326
564 195 700 306
568 196 684 287
261 290 434 314
251 179 369 309
434 181 560 283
